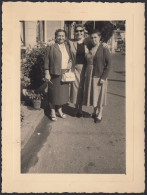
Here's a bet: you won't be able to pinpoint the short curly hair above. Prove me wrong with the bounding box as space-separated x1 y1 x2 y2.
75 24 84 31
55 29 67 38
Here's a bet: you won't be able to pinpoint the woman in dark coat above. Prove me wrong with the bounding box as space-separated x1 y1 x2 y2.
44 29 72 121
83 29 111 123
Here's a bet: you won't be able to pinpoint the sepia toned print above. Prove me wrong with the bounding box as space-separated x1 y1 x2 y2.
2 2 145 193
21 20 126 174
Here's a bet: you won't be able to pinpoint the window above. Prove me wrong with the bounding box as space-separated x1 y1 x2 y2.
20 21 25 46
36 21 45 42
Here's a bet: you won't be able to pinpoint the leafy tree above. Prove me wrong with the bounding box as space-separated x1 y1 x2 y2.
116 21 125 30
84 21 115 43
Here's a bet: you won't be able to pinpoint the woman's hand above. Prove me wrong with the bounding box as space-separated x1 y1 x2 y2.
45 70 51 81
48 40 55 46
102 42 108 49
98 79 105 85
85 45 89 54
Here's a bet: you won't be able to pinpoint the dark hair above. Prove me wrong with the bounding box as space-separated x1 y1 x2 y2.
90 29 101 36
75 24 84 31
55 29 67 38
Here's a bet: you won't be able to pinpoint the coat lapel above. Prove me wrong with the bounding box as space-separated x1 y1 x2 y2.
73 41 77 51
65 42 71 58
93 44 102 60
53 42 72 59
53 43 61 53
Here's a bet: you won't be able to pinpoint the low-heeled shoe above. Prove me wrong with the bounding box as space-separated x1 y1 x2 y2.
94 117 102 123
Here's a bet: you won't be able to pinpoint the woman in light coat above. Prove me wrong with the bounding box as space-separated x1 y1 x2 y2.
69 24 89 117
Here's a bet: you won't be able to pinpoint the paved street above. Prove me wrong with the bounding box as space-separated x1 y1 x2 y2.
21 53 125 174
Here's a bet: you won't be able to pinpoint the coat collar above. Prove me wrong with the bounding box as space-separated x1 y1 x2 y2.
64 42 70 51
53 43 60 52
54 42 69 48
53 42 71 56
93 43 103 58
73 41 77 50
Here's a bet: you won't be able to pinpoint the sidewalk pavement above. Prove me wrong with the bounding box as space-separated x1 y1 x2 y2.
21 105 44 149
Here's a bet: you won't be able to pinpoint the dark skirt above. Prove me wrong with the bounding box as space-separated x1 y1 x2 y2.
48 70 69 106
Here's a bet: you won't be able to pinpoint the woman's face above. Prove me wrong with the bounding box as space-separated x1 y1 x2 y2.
56 31 66 44
75 27 84 40
90 33 101 46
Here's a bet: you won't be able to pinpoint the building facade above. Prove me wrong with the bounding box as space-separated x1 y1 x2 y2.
20 21 64 48
20 21 125 53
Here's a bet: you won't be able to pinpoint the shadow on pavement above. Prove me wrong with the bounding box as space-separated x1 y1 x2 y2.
21 116 52 173
44 104 50 118
62 104 91 118
43 102 91 118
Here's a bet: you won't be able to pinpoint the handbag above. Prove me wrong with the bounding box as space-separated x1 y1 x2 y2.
61 69 75 82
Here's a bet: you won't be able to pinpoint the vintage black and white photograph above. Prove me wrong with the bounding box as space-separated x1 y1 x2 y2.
2 2 145 193
20 20 126 174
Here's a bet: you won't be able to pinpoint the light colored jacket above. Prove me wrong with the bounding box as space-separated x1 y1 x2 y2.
44 42 72 75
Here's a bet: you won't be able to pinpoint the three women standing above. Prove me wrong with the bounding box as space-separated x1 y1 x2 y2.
44 27 111 123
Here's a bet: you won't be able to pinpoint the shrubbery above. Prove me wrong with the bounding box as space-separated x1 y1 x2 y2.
21 41 48 90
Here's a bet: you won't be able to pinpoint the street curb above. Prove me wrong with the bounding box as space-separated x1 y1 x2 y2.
21 108 44 149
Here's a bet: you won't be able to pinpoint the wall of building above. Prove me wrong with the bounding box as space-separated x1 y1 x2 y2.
25 21 37 47
21 21 64 48
45 21 64 42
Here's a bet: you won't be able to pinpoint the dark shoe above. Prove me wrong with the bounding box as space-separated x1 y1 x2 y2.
91 113 98 119
94 117 102 123
57 112 66 119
